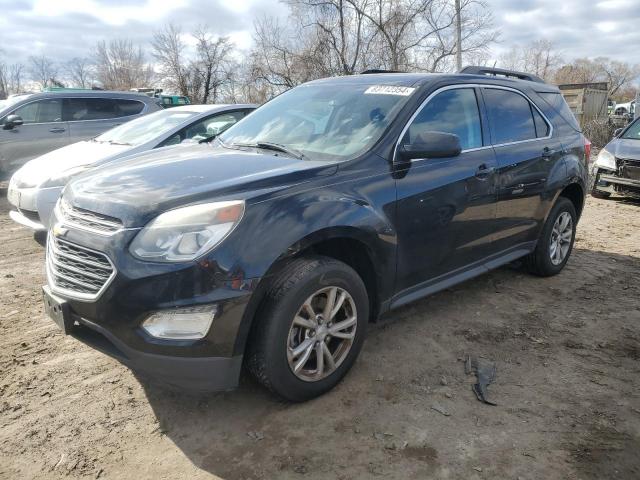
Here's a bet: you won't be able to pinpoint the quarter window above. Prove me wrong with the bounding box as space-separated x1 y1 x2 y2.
483 89 537 144
12 99 62 124
404 88 483 150
532 106 549 138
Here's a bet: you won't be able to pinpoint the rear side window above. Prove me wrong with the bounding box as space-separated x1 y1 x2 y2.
532 107 550 137
405 88 483 150
12 99 62 124
63 98 144 121
483 89 536 144
538 92 580 132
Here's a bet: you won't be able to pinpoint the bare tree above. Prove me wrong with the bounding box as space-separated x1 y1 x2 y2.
499 40 562 81
29 55 59 89
554 57 640 98
93 39 154 90
191 27 236 103
65 57 94 88
151 24 191 96
8 63 25 94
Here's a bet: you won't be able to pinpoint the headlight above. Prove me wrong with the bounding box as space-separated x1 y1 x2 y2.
595 149 616 170
129 201 245 262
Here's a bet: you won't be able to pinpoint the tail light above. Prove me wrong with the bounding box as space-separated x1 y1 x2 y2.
584 137 592 165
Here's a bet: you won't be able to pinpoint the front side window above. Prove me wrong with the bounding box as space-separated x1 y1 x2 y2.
12 99 62 124
483 89 536 144
403 88 483 150
185 111 246 140
219 83 414 161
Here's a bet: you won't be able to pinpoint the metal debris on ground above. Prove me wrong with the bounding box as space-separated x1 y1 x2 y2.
464 355 497 406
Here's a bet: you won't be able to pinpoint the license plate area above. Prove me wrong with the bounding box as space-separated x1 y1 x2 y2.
42 287 74 334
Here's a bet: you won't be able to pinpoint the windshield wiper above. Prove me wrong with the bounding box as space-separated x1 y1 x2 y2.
231 141 307 160
108 140 132 146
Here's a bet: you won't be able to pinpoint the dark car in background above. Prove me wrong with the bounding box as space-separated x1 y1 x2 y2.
591 116 640 199
41 67 588 402
0 90 162 175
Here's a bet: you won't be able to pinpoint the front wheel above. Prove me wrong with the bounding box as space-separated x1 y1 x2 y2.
524 196 577 277
246 256 369 402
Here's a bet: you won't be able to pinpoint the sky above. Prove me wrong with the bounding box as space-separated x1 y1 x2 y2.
0 0 639 66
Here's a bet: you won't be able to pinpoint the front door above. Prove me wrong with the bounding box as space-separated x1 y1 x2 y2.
394 87 498 294
0 98 69 171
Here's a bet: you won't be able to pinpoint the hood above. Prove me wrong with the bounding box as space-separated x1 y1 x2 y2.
66 144 338 227
610 138 640 161
13 140 131 188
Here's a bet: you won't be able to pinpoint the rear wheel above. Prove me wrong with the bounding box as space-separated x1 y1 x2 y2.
246 256 369 402
524 196 577 277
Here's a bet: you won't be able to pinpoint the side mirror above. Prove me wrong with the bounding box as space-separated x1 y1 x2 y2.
3 114 23 130
398 131 462 161
614 128 623 138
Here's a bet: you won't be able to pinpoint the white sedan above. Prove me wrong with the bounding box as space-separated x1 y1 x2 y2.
7 103 256 237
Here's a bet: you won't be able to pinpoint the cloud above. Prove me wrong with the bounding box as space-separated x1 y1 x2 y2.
1 0 639 71
488 0 640 63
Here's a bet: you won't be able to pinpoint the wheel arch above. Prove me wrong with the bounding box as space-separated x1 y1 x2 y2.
233 226 388 357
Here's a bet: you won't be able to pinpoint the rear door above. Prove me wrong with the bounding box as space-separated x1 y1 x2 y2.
64 97 146 142
0 98 69 170
394 86 498 293
482 87 564 251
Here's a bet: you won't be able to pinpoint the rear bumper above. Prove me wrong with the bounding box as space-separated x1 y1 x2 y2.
68 311 244 392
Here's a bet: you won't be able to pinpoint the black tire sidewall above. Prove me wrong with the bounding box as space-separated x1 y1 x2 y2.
261 259 369 401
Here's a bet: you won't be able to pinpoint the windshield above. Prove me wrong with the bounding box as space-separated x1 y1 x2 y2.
96 109 198 146
219 83 416 161
622 118 640 140
0 94 33 114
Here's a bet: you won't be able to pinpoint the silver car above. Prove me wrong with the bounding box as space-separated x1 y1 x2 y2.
0 91 162 175
7 104 256 236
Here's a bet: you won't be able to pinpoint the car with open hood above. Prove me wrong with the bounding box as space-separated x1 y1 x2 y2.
40 67 588 401
7 103 256 238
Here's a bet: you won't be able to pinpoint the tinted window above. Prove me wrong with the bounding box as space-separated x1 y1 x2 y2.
621 118 640 140
185 111 246 139
63 98 144 121
115 99 144 116
484 89 536 143
532 106 550 137
404 88 482 150
12 99 62 124
538 92 580 132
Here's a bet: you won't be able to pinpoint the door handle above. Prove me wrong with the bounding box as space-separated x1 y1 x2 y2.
541 147 555 161
475 163 495 178
49 127 66 133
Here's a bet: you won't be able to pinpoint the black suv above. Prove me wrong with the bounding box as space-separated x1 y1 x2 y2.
42 67 588 401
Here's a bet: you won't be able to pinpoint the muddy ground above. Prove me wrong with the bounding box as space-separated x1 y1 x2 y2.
0 193 639 480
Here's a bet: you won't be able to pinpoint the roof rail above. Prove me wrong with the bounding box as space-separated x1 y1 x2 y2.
360 69 403 74
460 66 545 84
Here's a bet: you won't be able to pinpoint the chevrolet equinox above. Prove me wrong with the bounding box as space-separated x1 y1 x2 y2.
42 67 589 401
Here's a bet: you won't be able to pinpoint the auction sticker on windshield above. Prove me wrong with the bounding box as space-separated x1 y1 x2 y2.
364 85 416 96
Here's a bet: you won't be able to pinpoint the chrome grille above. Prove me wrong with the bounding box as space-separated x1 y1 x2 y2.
46 235 115 299
59 198 123 234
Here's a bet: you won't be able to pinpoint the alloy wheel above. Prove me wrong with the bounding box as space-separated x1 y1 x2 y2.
286 286 357 382
549 211 573 265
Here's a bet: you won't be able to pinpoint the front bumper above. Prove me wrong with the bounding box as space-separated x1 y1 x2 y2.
44 224 259 392
69 311 243 391
7 183 62 232
592 166 640 198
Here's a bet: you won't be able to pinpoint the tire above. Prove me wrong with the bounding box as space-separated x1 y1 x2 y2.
524 196 577 277
246 255 369 402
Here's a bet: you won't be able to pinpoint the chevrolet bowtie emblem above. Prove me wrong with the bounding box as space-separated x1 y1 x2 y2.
52 223 68 238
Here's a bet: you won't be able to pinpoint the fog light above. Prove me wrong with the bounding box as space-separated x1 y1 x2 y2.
141 305 218 340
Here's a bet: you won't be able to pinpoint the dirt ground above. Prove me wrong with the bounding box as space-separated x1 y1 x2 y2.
0 192 639 480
